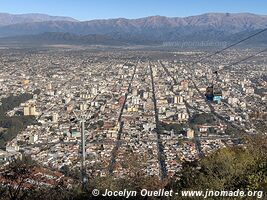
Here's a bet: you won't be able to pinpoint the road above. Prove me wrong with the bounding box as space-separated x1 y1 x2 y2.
149 63 168 179
108 63 137 174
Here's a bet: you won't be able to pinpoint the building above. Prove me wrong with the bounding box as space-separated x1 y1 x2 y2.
174 96 183 104
30 134 39 144
79 103 88 111
23 104 38 116
52 113 59 123
47 82 52 90
23 106 30 116
0 149 22 164
186 129 195 139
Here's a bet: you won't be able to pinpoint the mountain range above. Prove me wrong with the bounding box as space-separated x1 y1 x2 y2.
0 12 267 46
0 13 77 26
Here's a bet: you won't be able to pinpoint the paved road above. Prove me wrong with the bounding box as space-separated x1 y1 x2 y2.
108 63 137 174
149 63 168 179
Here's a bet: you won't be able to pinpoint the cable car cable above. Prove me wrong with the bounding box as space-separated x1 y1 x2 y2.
192 27 267 65
222 48 267 70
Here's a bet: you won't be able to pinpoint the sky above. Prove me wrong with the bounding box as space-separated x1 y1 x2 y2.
0 0 266 20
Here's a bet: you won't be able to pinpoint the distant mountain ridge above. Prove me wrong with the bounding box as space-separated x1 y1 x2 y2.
0 12 267 46
0 13 78 26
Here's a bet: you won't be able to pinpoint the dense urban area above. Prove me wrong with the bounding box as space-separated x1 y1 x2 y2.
0 46 266 199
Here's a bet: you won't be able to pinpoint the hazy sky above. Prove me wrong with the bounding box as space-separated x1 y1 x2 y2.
0 0 266 20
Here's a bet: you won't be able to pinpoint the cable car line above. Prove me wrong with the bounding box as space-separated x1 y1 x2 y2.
192 27 267 65
223 48 267 70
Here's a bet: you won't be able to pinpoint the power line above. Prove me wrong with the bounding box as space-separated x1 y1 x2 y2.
223 48 267 70
192 27 267 65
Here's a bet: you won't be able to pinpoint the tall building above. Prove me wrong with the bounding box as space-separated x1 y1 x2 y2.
23 104 37 116
180 80 189 91
132 89 138 96
174 96 183 104
91 87 98 95
29 106 36 116
186 129 195 139
52 113 59 123
80 103 88 111
47 82 52 90
23 106 30 116
29 134 38 144
143 91 149 99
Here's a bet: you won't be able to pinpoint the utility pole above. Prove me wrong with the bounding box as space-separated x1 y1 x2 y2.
73 110 89 191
